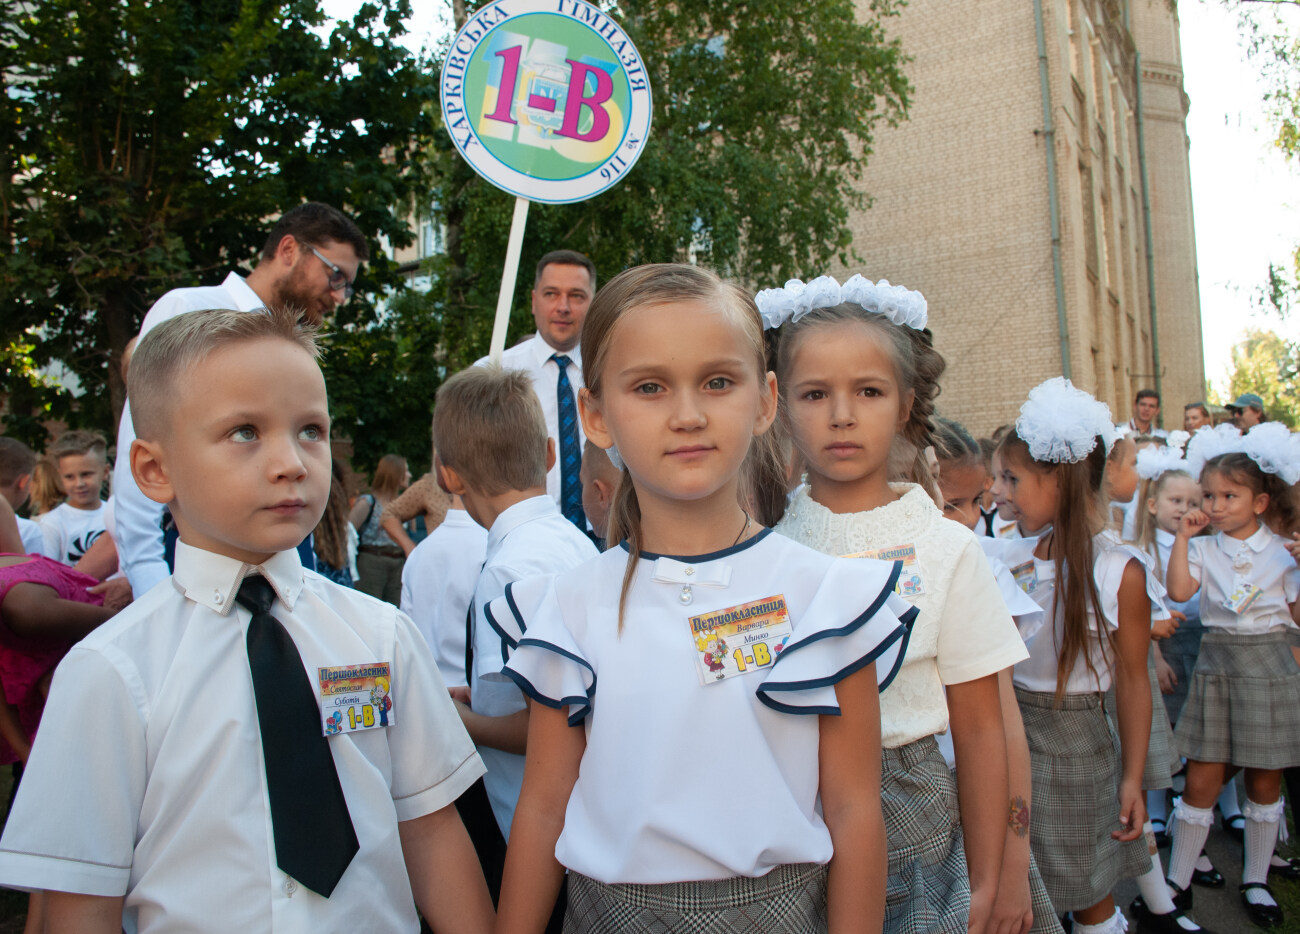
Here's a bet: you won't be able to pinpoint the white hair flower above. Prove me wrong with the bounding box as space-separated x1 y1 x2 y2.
755 274 928 331
1014 377 1117 464
1183 424 1243 480
1165 430 1191 453
1136 444 1190 481
1183 421 1300 484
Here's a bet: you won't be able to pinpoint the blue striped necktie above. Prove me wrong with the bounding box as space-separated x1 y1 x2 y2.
551 354 585 530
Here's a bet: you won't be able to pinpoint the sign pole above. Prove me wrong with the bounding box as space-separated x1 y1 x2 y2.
488 196 531 364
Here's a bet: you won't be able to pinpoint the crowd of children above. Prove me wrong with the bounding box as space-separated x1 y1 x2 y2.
0 263 1295 934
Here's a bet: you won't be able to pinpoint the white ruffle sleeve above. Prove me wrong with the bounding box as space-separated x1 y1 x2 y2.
987 554 1047 642
481 575 553 678
755 556 916 715
502 579 596 726
1094 533 1172 630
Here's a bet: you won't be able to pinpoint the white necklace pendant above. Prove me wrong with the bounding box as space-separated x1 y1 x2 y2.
679 585 693 605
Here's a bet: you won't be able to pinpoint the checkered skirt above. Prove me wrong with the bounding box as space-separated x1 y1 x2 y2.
1026 851 1065 933
1158 620 1205 724
881 736 969 934
1173 628 1300 770
1014 688 1150 912
563 862 827 933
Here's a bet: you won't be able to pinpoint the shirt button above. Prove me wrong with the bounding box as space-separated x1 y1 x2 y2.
214 591 224 606
685 567 695 576
284 878 297 896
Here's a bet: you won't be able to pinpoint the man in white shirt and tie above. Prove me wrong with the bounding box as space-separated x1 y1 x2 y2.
113 202 368 597
478 250 596 531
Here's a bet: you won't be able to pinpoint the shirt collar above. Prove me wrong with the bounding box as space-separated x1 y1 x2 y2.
172 539 305 615
530 332 583 369
220 271 270 313
1156 527 1175 548
1217 523 1273 555
486 495 561 557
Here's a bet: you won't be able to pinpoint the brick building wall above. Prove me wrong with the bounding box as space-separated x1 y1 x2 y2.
844 0 1204 436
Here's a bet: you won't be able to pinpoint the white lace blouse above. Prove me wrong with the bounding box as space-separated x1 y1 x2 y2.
777 484 1029 748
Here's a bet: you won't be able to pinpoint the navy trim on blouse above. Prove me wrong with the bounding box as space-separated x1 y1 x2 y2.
619 527 773 563
482 596 517 666
504 636 598 727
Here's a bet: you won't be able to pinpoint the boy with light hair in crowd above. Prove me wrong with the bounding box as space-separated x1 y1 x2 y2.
37 430 110 565
0 306 492 933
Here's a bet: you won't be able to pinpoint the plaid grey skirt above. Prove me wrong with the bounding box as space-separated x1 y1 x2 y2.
1174 629 1300 770
1015 688 1150 912
563 862 827 933
882 736 968 934
1027 851 1066 934
1158 620 1205 724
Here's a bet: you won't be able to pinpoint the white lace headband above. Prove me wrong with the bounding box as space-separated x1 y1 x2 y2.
1014 377 1119 464
754 274 928 331
1185 422 1300 485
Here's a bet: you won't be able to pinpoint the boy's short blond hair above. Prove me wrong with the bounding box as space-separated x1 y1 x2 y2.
129 306 321 441
48 429 107 464
433 365 548 496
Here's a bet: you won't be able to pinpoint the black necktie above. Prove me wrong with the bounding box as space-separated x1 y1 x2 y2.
238 574 359 897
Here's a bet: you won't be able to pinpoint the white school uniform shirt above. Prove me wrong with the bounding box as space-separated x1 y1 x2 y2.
36 500 107 565
476 334 585 506
777 483 1029 748
493 530 913 884
470 495 597 838
400 508 488 687
1186 525 1300 634
1013 531 1172 694
15 516 45 558
113 272 267 597
1154 528 1201 624
0 541 484 934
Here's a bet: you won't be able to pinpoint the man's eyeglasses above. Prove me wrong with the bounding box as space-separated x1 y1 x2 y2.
310 247 356 300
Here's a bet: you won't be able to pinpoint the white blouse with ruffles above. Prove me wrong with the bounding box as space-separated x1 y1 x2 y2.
1013 530 1171 694
776 483 1029 748
491 529 914 885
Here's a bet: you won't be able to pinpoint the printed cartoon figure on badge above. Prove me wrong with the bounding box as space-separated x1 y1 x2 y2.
492 264 917 934
371 676 392 727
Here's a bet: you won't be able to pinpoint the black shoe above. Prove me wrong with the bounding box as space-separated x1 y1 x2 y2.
1167 878 1194 912
1224 812 1246 841
1130 895 1213 933
1192 863 1226 888
1269 855 1300 881
1151 818 1170 848
1240 882 1284 928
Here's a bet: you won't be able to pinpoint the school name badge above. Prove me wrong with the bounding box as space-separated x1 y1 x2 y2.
842 544 926 598
318 663 394 736
689 596 792 685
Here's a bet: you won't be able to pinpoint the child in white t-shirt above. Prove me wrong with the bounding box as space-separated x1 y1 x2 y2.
37 430 109 565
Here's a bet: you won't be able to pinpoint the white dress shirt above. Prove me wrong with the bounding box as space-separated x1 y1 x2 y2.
477 334 585 505
0 541 484 934
470 495 596 838
1187 525 1300 634
15 516 45 558
1116 420 1169 440
399 508 488 688
113 272 267 596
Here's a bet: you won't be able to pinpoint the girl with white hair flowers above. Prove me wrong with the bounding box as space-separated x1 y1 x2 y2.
759 275 1041 934
994 378 1201 934
1163 423 1300 929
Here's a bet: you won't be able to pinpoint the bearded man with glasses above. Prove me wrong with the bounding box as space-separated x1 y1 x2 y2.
112 202 369 598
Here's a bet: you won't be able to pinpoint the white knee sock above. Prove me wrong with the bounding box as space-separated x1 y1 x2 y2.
1168 800 1215 890
1148 789 1169 825
1242 797 1284 907
1072 907 1129 934
1218 780 1241 820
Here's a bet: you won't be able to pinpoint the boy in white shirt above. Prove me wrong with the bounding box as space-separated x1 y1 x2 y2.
0 306 492 933
0 438 45 557
37 430 109 565
432 366 597 846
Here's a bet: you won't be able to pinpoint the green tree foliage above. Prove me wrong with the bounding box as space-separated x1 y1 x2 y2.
0 0 434 452
1224 327 1300 427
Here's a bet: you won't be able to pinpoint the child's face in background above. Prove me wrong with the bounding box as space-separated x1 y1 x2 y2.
988 450 1019 521
1148 475 1201 535
147 337 332 565
57 452 107 509
782 321 912 504
1106 439 1139 503
998 448 1059 531
1200 469 1267 539
581 302 776 512
938 460 988 530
